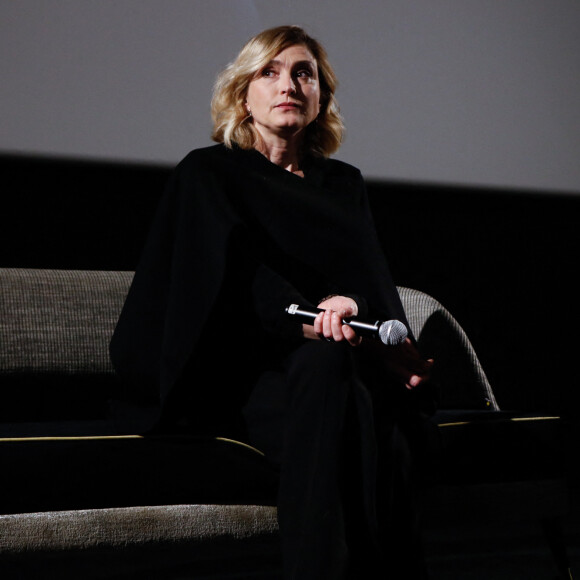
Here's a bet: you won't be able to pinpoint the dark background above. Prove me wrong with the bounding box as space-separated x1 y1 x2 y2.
2 153 579 418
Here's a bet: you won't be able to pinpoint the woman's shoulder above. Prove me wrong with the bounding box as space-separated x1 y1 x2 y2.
321 156 362 178
309 155 364 192
169 144 243 182
178 143 230 165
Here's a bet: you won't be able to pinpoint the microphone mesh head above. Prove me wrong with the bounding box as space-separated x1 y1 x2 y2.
378 320 408 345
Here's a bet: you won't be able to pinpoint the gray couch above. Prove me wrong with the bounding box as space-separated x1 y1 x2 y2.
0 268 572 578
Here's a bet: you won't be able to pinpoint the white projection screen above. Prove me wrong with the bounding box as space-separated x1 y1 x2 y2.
1 0 579 193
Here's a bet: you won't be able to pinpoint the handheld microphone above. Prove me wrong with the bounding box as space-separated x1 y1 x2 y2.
285 304 408 346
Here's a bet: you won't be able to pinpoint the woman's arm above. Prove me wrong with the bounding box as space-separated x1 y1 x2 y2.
252 263 367 345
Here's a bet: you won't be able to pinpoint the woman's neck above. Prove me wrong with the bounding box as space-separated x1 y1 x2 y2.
255 135 304 176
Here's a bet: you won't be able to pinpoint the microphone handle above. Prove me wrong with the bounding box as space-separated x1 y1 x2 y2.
285 304 381 339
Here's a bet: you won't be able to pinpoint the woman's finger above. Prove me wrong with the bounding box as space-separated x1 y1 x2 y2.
342 324 362 347
331 311 345 341
313 310 324 337
322 309 333 339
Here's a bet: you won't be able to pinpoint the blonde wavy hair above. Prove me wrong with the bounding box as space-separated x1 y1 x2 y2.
211 25 344 158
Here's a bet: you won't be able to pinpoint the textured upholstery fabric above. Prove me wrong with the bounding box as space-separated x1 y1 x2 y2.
0 504 278 553
398 286 498 410
0 268 132 374
0 505 281 579
0 268 134 421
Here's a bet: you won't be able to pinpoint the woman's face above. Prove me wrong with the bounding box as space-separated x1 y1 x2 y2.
245 44 321 145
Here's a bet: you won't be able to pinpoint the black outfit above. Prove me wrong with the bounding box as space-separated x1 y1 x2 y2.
110 144 434 579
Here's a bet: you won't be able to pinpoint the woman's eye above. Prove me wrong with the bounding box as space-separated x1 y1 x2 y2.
262 68 276 77
296 69 313 78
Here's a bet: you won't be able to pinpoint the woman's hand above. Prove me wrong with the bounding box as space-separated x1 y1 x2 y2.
366 337 434 390
302 295 362 347
303 295 433 388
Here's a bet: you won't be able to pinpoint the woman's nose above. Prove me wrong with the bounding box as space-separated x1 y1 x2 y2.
281 72 296 94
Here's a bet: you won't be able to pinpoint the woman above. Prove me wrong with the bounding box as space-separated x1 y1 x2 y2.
110 25 434 579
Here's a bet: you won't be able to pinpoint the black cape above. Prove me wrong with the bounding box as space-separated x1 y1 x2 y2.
109 144 411 431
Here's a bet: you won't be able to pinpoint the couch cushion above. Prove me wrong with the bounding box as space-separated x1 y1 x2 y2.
0 268 132 374
0 504 280 578
0 268 133 421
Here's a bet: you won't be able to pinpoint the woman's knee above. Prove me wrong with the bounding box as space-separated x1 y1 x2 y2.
284 340 355 411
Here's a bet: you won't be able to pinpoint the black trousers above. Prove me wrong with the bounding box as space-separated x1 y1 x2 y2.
243 340 430 580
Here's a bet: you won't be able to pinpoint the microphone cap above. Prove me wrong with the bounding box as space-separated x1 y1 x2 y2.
378 320 408 345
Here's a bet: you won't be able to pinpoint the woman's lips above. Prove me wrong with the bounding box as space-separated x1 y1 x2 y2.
275 102 300 109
